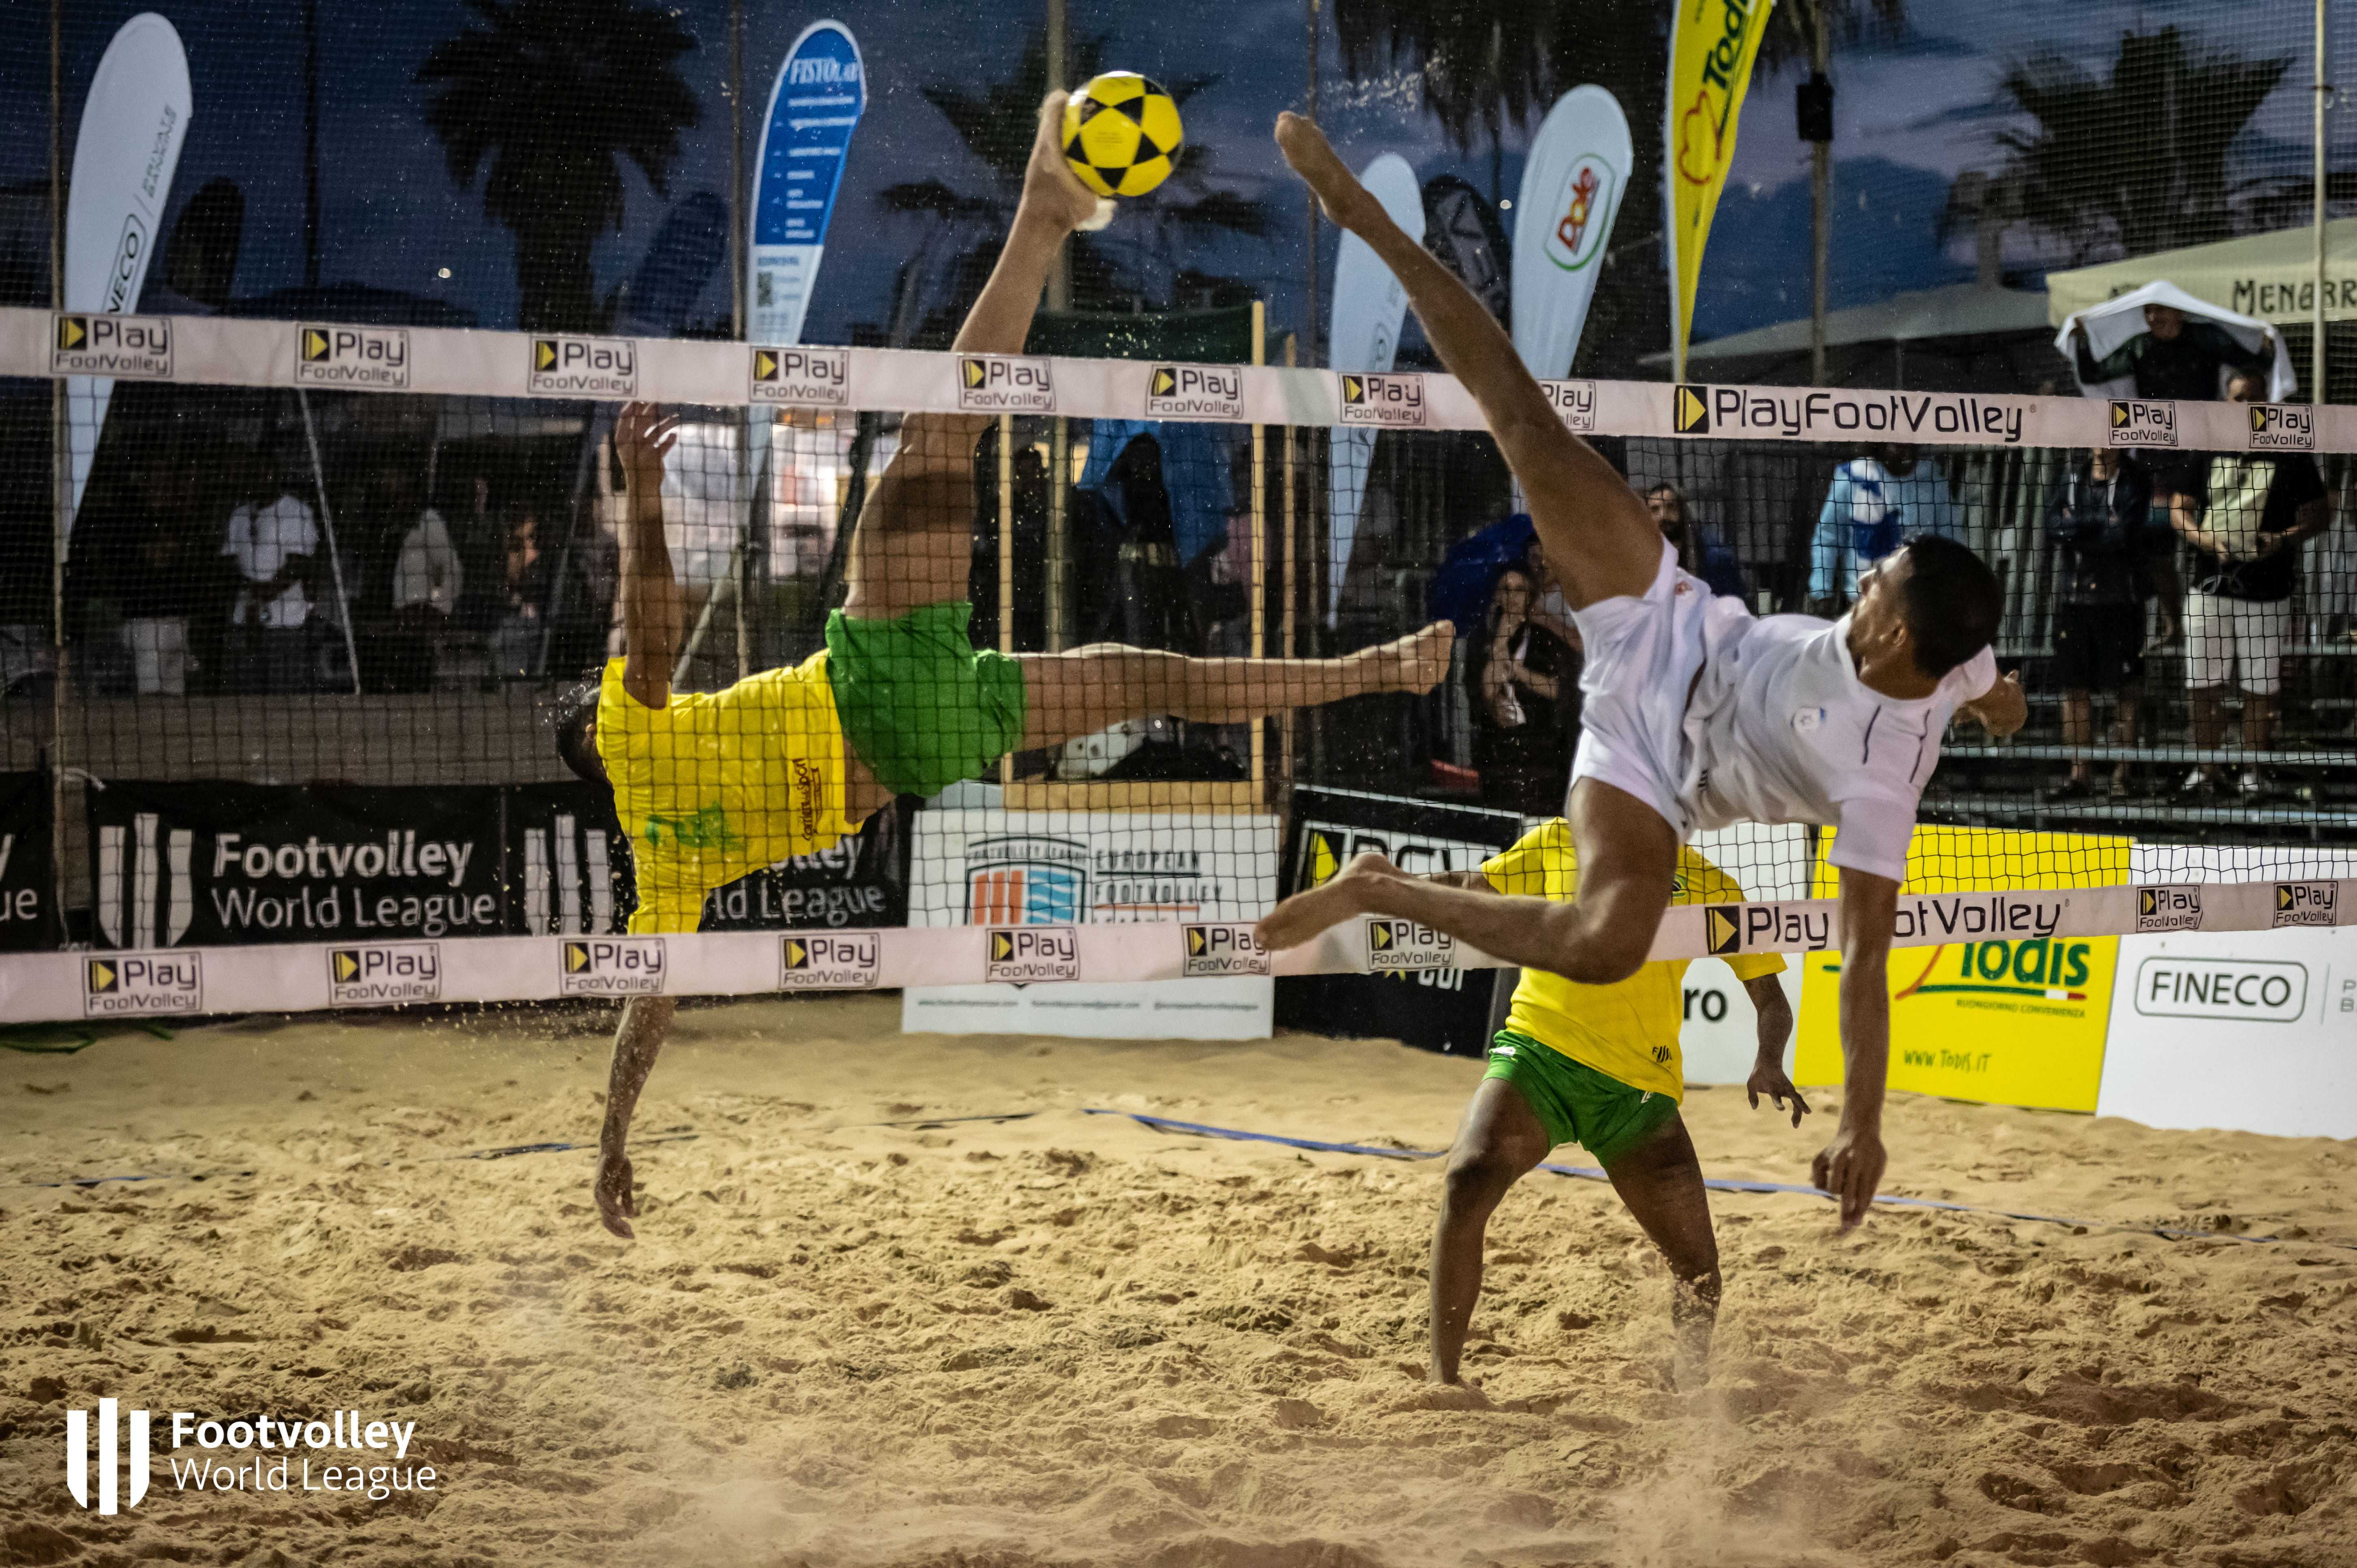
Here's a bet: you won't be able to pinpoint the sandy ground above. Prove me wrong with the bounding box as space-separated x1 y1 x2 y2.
0 995 2353 1568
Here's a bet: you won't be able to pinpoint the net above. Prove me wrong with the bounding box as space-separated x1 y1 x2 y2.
1 308 2353 1019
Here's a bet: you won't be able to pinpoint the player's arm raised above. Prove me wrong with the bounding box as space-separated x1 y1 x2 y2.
614 403 681 711
1814 870 1896 1230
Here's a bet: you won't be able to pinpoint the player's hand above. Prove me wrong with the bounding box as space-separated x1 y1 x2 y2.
1255 852 1400 951
1966 669 2027 740
1365 621 1456 696
1746 1062 1811 1128
2254 530 2290 559
613 403 677 479
1022 91 1105 233
1811 1124 1886 1231
595 1145 638 1240
1275 111 1384 233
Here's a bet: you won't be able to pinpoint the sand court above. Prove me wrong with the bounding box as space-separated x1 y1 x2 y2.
2 997 2353 1567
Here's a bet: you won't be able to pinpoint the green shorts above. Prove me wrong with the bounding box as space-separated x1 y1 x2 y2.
1484 1030 1679 1167
824 602 1027 799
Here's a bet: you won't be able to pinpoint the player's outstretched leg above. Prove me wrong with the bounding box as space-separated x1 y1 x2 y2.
1599 1114 1721 1392
1429 1077 1552 1389
1016 622 1453 750
1273 112 1661 611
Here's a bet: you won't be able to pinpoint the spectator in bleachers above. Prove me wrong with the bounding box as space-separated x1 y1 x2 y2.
375 468 464 694
1645 482 1749 602
491 506 550 679
1807 446 1963 614
2173 373 2332 799
2044 448 2175 799
2071 306 2277 508
222 465 320 695
1468 562 1579 813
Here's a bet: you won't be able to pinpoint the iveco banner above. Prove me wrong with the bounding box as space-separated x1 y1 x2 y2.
749 21 865 349
1665 0 1775 381
1326 154 1425 626
63 13 191 527
1512 86 1631 381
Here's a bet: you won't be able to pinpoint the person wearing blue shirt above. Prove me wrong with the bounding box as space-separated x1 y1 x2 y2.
1643 483 1749 603
1807 446 1965 612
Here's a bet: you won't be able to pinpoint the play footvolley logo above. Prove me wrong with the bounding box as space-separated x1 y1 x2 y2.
1181 922 1268 977
84 954 201 1018
66 1398 149 1513
1705 900 1838 954
780 931 881 990
2249 403 2315 451
985 926 1080 984
559 937 665 995
2136 884 2203 933
750 346 850 407
1672 384 1710 434
2134 956 2308 1023
957 354 1056 412
327 943 441 1007
1144 364 1244 420
528 336 638 397
2273 881 2339 928
1338 372 1427 427
1677 384 2025 445
297 325 409 389
1542 379 1600 432
1365 918 1455 972
53 314 173 378
2108 399 2178 448
1706 907 1742 954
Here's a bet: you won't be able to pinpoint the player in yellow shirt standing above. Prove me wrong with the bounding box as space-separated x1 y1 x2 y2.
1417 821 1806 1392
570 95 1451 1239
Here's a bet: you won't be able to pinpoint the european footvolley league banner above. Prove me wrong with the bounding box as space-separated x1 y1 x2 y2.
1796 827 2128 1115
1512 86 1631 381
13 307 2357 454
1665 0 1775 381
1326 154 1424 626
61 12 190 526
904 810 1278 1041
749 21 865 349
1273 788 1524 1057
0 773 56 953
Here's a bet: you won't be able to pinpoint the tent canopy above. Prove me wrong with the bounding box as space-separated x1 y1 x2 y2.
2045 219 2357 327
1661 282 2053 365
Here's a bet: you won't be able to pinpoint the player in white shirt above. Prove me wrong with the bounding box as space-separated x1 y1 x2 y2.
1258 116 2027 1227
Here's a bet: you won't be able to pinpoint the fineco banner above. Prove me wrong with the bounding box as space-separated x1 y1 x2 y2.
749 21 865 350
1665 0 1775 381
1326 154 1425 627
1512 86 1631 381
15 307 2357 454
61 12 190 526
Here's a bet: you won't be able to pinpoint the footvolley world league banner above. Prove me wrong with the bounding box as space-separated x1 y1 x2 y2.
83 782 908 948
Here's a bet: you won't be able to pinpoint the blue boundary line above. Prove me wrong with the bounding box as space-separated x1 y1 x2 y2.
1082 1108 2355 1253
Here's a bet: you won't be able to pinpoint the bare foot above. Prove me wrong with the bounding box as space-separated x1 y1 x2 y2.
1020 91 1105 234
1254 852 1400 952
1274 111 1384 231
1393 1380 1494 1413
1359 620 1455 696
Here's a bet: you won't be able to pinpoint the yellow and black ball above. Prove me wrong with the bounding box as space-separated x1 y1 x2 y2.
1061 72 1184 200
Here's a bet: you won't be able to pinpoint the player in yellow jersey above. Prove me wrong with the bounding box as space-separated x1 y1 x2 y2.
1407 821 1807 1392
570 95 1452 1239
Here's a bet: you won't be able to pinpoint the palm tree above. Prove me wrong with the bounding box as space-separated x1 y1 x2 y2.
879 30 1271 341
1967 26 2291 265
418 0 700 332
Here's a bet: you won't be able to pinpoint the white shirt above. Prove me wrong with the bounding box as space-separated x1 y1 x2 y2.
224 495 319 629
1684 614 1997 883
391 508 464 614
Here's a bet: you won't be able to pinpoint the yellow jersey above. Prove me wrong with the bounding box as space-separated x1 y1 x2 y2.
1481 820 1786 1100
595 655 856 933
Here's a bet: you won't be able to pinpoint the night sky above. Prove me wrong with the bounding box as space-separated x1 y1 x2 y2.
3 0 2352 353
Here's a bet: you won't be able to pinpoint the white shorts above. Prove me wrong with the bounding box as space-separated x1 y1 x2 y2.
2184 591 2289 696
1568 541 1746 833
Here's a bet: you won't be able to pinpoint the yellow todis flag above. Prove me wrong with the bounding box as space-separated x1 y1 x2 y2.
1665 0 1777 381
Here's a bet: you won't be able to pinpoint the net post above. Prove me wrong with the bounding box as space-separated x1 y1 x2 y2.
295 388 366 696
1047 416 1068 652
1250 299 1268 799
1280 331 1298 801
998 413 1015 788
47 0 67 937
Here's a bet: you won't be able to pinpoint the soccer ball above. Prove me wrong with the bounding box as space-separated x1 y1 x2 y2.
1061 72 1184 200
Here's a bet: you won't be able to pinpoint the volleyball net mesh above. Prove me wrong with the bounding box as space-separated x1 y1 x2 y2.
1 309 2354 1014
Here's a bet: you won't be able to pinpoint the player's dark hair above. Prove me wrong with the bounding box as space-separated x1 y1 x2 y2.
550 679 604 786
1898 534 2001 678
